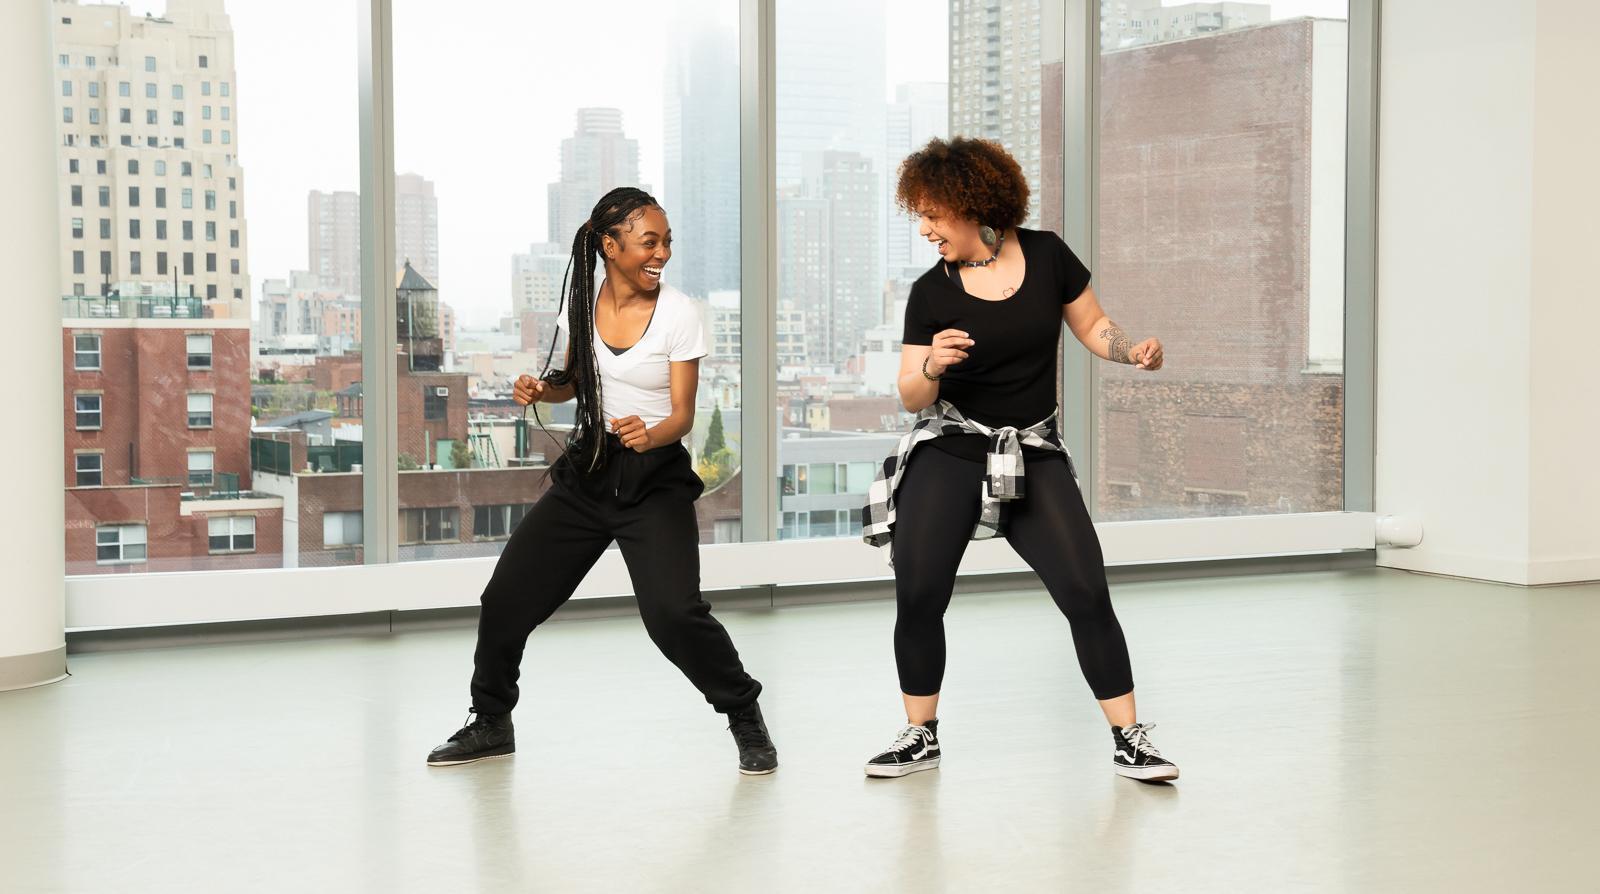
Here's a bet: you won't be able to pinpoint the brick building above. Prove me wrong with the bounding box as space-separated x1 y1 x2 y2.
1094 18 1347 520
62 294 283 573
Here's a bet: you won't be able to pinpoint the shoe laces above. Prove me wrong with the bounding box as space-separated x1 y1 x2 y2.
1122 722 1163 758
728 711 770 749
886 724 930 754
449 708 495 743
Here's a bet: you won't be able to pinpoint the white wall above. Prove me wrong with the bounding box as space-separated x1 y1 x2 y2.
0 0 67 688
1528 0 1600 584
1376 0 1600 585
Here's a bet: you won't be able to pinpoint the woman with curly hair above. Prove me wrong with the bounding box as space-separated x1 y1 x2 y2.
859 137 1178 782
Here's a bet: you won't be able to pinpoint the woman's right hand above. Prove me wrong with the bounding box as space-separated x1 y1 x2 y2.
512 374 546 406
926 329 974 377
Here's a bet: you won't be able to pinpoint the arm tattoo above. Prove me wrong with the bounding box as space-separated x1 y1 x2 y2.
1098 324 1133 364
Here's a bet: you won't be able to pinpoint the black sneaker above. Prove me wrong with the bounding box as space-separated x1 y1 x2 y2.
727 703 778 775
1113 722 1178 781
426 709 515 767
864 719 941 778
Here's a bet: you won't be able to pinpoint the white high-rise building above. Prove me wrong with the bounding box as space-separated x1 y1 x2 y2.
547 108 645 247
53 0 250 318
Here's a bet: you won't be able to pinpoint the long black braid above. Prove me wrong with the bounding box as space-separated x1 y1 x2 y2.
537 186 661 475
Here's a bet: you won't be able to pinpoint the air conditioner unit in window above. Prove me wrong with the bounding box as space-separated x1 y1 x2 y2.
434 387 449 397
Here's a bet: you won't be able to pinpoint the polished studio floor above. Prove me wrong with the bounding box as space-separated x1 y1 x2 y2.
2 567 1597 892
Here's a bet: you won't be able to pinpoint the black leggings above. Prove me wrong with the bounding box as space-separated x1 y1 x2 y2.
469 438 762 715
891 445 1134 700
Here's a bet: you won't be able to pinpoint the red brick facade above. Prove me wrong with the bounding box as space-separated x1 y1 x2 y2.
64 484 284 575
62 321 252 490
1094 20 1344 520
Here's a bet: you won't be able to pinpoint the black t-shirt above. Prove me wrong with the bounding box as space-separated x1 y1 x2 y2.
902 227 1092 463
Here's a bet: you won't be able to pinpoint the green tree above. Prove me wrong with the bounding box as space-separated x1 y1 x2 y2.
397 453 420 471
703 404 727 458
450 439 472 470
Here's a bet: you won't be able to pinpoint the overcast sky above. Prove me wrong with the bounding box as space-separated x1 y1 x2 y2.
120 0 1347 328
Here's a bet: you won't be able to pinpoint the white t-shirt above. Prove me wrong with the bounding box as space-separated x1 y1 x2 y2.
558 283 708 428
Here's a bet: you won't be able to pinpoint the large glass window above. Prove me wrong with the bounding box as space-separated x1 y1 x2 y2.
393 0 743 560
1095 0 1348 519
40 0 1369 601
52 0 352 576
775 0 1064 541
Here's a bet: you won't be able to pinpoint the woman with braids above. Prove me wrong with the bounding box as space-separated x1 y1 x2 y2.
858 138 1179 782
427 188 777 775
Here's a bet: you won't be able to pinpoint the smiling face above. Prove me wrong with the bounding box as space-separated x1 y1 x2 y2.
600 205 672 293
915 203 989 264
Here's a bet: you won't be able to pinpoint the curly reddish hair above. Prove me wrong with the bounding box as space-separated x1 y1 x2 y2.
895 137 1030 230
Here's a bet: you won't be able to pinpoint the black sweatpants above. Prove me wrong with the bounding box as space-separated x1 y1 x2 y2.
890 445 1134 700
469 436 762 715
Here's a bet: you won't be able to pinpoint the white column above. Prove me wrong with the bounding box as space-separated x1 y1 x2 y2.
0 0 68 689
1376 0 1600 586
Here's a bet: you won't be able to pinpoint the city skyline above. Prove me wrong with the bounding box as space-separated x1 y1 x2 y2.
106 0 1342 329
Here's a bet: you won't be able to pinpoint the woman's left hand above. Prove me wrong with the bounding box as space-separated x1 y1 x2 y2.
1130 338 1164 371
611 416 654 453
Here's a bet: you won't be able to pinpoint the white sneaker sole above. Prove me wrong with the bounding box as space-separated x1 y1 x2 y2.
1115 763 1179 781
426 750 514 767
739 765 778 776
864 757 941 778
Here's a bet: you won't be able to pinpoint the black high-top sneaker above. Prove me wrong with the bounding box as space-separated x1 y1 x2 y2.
727 703 779 775
864 719 941 778
1112 722 1179 781
426 709 515 767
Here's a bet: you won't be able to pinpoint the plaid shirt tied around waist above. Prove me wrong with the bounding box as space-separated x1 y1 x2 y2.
861 400 1075 564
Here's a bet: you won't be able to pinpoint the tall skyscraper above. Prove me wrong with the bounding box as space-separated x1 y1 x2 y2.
308 189 360 297
805 151 880 366
663 23 740 300
307 172 440 297
547 108 645 247
53 0 251 318
775 0 888 371
774 0 887 188
886 82 949 281
777 190 831 365
395 172 440 287
949 0 1047 228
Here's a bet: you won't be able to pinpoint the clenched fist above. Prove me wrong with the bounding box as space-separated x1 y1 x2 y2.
513 374 546 405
